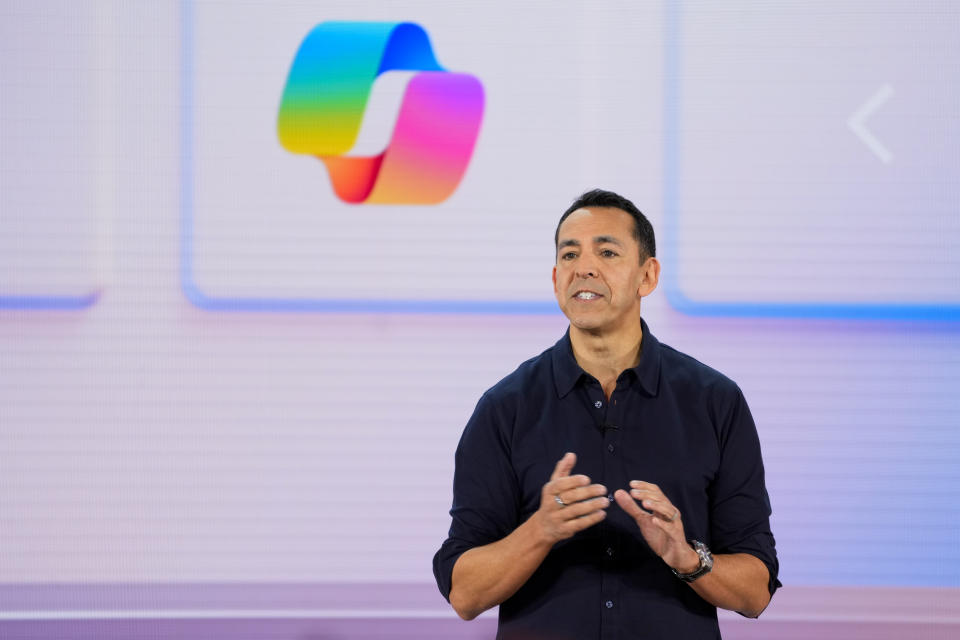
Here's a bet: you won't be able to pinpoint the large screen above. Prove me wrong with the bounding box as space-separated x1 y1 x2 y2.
1 1 957 638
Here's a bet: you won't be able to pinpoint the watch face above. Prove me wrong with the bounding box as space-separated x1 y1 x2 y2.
691 540 713 572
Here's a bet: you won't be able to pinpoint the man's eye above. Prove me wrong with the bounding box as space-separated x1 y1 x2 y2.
561 252 577 260
601 250 618 257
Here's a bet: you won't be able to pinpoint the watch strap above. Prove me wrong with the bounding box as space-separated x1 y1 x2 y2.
672 539 713 583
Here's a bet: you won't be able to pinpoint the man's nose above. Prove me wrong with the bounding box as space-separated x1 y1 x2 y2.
575 258 598 278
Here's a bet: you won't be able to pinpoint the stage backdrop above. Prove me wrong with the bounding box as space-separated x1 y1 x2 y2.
1 0 958 637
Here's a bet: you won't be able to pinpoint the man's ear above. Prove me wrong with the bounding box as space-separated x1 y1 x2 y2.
637 257 661 297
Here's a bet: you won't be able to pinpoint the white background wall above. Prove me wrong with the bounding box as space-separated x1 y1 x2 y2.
1 0 957 610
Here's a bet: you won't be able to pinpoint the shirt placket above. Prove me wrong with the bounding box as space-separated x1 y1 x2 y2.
585 380 623 640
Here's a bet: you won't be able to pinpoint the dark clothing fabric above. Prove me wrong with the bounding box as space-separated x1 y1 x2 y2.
433 320 780 640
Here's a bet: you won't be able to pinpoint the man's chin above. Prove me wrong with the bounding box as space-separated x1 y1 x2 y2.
559 303 613 333
567 315 606 332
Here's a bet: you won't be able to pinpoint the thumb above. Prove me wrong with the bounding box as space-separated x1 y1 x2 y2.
614 489 647 520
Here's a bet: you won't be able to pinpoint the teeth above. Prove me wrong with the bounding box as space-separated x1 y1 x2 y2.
576 292 598 299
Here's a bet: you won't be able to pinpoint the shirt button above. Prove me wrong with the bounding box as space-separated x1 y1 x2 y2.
607 493 614 502
594 400 603 409
606 547 614 557
605 600 614 609
607 444 615 453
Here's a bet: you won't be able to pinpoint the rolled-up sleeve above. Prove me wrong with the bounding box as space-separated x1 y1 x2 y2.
708 386 781 596
433 392 521 601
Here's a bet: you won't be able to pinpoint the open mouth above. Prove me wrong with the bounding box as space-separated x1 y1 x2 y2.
573 291 602 301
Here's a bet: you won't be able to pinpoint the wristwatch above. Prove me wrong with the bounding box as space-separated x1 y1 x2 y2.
672 540 713 582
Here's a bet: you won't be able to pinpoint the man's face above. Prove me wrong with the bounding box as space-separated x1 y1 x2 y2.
552 207 660 335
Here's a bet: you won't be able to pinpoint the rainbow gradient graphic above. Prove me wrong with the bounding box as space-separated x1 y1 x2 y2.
277 22 484 205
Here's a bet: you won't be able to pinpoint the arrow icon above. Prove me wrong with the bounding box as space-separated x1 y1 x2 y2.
848 84 894 164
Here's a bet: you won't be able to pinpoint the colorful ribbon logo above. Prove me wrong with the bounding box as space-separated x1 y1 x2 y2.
277 22 484 205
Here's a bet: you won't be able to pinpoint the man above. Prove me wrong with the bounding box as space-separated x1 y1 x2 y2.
433 189 779 639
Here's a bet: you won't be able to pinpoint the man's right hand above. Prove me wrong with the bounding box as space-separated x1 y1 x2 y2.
534 452 609 544
448 452 608 619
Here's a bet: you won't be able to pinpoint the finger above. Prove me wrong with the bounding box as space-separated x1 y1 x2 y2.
550 474 592 495
628 490 662 505
561 505 607 534
550 452 577 482
629 488 664 504
557 483 607 506
557 495 610 519
636 497 678 522
629 488 676 519
629 480 663 495
613 489 648 521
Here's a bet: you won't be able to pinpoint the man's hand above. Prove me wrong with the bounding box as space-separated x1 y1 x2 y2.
448 452 608 620
614 481 699 573
534 452 609 544
615 481 773 617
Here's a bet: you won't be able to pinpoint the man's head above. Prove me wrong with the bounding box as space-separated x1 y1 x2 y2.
552 189 660 336
555 189 656 263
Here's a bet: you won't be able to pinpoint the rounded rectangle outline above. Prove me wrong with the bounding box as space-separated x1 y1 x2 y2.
179 0 556 315
661 1 960 321
0 3 113 312
0 294 99 311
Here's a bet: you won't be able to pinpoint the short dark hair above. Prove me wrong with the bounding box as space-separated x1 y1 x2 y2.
554 189 656 261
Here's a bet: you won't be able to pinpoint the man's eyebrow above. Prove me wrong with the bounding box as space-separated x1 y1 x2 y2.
558 239 581 250
594 235 624 246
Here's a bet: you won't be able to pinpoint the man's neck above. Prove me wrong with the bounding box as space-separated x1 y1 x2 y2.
569 321 644 399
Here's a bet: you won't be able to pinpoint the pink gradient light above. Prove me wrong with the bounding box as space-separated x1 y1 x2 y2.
364 72 484 204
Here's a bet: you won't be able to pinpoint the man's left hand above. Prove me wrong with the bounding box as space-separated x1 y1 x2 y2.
614 482 699 573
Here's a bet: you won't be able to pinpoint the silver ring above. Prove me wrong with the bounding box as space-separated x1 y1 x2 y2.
670 509 679 522
554 495 567 507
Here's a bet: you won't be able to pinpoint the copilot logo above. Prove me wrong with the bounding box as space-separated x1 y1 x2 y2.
277 21 484 205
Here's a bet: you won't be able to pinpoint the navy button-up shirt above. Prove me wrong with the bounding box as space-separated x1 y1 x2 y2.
434 320 780 640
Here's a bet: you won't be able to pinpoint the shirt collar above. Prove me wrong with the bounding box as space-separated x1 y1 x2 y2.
551 318 662 398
